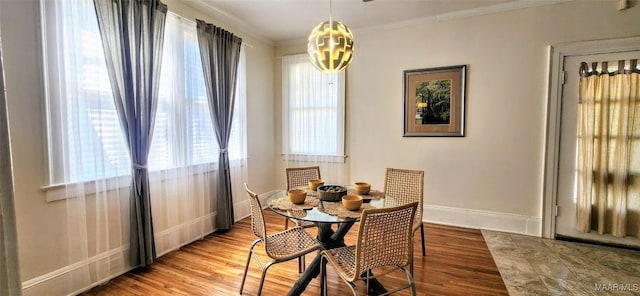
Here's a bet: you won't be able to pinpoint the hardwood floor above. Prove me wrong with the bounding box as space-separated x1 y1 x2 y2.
82 211 508 295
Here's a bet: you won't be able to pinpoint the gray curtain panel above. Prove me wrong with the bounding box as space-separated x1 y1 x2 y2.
196 20 242 231
93 0 167 267
0 40 22 296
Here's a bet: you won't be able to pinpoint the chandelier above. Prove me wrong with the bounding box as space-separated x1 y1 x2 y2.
307 0 354 72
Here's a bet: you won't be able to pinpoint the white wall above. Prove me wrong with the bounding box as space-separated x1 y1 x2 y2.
0 0 275 294
345 1 639 234
275 0 640 236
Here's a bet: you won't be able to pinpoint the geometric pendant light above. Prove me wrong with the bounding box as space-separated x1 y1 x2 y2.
307 0 354 72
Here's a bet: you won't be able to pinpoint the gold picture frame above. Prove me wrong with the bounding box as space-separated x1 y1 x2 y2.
403 65 466 137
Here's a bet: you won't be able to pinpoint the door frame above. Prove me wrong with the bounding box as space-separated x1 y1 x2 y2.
542 36 640 239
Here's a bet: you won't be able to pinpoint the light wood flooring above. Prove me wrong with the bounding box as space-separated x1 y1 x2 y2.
82 210 508 295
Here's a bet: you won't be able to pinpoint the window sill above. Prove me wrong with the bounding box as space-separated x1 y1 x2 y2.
41 162 223 202
281 154 348 164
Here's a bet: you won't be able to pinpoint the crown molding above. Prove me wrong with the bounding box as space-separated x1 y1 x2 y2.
275 0 575 46
357 0 575 36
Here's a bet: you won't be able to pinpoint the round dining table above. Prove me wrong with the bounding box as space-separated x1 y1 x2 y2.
266 187 391 296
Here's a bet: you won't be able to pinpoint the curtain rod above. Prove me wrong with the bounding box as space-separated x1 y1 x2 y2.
168 11 254 49
579 59 639 77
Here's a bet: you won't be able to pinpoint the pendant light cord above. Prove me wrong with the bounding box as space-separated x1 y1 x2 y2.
329 0 333 24
329 0 334 50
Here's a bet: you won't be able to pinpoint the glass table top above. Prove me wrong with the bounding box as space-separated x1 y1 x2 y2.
266 188 388 224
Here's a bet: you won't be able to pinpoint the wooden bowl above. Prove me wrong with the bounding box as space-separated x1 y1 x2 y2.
354 182 371 195
308 179 325 190
342 195 363 211
288 189 307 204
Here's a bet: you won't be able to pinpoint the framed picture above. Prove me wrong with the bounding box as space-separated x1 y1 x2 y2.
403 65 466 137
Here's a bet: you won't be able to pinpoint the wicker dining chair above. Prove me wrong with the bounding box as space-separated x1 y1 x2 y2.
384 168 425 273
285 166 321 272
284 166 321 229
320 202 418 296
240 184 322 296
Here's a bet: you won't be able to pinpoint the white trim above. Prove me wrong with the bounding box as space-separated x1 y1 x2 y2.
424 204 541 236
234 189 280 222
22 212 218 295
358 0 573 35
42 175 131 202
234 199 251 222
542 36 640 238
281 154 348 164
43 163 219 202
155 212 217 257
21 246 126 290
22 246 129 295
276 0 575 46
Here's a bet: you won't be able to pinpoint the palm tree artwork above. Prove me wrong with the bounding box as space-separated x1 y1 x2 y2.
415 79 451 125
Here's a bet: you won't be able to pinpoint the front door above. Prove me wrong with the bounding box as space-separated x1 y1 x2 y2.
555 51 640 248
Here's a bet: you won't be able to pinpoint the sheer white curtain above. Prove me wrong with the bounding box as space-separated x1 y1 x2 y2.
149 13 215 254
40 1 247 292
151 14 248 249
281 54 347 184
41 0 131 290
230 49 248 221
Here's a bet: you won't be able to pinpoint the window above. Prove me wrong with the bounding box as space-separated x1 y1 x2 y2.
281 54 345 159
41 0 246 184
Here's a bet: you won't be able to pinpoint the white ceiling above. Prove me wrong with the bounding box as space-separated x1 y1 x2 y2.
187 0 569 45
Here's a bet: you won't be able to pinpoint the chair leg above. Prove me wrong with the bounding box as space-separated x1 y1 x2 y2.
320 256 326 296
298 255 306 273
366 277 370 294
257 262 274 296
410 261 414 276
239 248 253 294
420 223 426 256
284 217 289 229
404 267 417 296
346 281 359 296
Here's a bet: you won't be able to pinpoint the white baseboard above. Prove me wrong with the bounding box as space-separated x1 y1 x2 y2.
424 204 542 236
22 246 130 296
233 189 280 222
155 212 217 257
22 213 218 296
234 189 280 221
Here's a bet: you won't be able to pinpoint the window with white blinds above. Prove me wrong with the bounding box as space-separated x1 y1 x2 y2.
281 54 345 157
41 0 246 184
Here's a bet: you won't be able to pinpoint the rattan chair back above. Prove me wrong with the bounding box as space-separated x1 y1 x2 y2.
245 184 267 241
384 168 424 230
353 202 418 281
286 166 321 190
